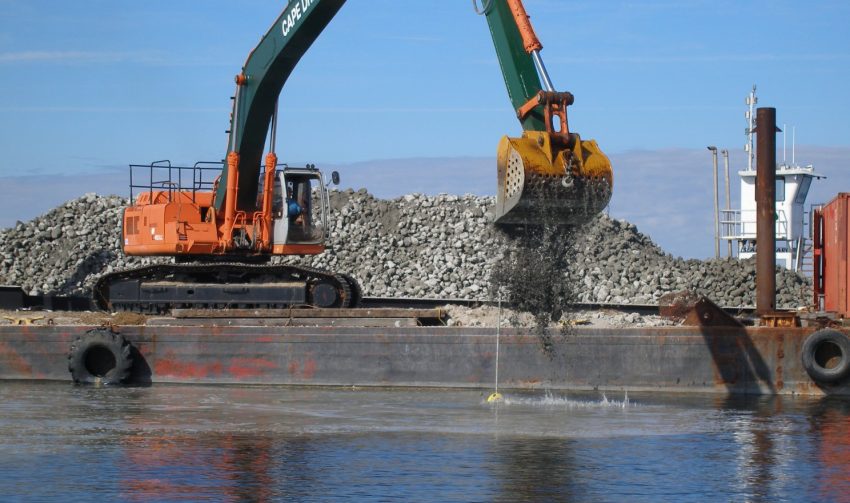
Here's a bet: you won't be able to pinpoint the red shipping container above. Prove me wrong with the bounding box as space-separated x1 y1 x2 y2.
817 193 850 317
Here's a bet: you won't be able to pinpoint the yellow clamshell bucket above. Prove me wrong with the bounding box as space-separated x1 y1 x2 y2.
493 130 613 227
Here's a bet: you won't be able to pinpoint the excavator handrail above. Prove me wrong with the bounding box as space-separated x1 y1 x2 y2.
129 162 220 205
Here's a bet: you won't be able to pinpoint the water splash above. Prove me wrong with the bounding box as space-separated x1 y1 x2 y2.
487 390 634 409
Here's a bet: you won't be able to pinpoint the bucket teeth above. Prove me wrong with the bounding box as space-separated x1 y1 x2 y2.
494 132 612 227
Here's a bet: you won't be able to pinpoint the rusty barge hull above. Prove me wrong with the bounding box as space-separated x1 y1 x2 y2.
0 324 847 396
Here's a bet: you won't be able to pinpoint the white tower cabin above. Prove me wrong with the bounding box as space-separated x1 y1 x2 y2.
720 86 823 272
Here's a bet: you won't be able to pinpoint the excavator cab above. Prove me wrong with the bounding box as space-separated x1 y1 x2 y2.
269 168 330 247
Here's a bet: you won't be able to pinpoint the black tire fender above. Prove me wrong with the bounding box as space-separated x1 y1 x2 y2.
801 329 850 384
67 328 134 385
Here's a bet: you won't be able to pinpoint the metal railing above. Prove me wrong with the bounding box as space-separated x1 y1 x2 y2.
129 160 223 204
808 203 824 239
719 209 790 240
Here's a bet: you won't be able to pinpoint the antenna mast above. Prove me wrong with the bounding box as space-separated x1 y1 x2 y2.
792 126 796 166
783 123 787 165
745 85 757 171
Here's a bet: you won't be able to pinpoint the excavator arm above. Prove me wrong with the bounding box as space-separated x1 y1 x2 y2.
214 0 346 213
214 0 612 228
483 0 613 226
111 0 612 313
481 0 546 132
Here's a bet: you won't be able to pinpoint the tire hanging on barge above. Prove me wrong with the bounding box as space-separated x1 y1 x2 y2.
67 328 134 385
801 329 850 385
93 263 360 313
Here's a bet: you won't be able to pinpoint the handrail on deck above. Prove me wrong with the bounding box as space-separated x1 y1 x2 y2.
129 160 223 204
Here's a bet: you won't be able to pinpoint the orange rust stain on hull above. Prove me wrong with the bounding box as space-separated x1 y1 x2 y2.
286 359 316 380
227 358 277 379
0 342 34 376
302 359 317 379
775 334 785 391
288 361 299 376
154 359 223 379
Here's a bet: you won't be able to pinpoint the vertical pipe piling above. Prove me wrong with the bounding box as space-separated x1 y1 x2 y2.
722 149 732 257
708 146 720 258
756 107 777 315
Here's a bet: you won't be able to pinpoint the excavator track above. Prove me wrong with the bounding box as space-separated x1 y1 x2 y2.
339 272 362 308
93 262 359 313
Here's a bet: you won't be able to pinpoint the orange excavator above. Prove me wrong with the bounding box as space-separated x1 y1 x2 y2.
94 0 613 312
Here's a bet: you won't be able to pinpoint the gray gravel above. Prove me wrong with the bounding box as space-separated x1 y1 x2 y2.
0 190 811 308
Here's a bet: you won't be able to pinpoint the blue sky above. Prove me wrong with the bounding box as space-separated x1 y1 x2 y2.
0 0 848 258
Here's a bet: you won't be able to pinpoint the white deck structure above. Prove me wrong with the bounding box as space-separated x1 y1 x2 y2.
718 87 822 272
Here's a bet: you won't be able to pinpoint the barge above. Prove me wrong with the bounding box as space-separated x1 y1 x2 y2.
2 105 849 397
1 311 848 396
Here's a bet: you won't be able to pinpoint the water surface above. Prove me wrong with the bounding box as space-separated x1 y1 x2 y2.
1 383 848 502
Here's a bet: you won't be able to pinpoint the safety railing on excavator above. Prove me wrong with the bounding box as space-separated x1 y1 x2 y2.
129 161 222 204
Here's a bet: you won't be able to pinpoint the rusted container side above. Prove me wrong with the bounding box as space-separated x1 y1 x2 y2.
822 193 850 317
1 324 847 396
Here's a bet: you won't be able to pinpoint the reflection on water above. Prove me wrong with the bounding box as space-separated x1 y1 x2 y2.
0 383 848 502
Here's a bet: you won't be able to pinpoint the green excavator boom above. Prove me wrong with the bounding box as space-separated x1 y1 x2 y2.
213 0 553 212
213 0 611 229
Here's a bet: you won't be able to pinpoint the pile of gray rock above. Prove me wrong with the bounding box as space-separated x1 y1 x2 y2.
565 216 810 307
0 190 811 308
0 194 159 296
